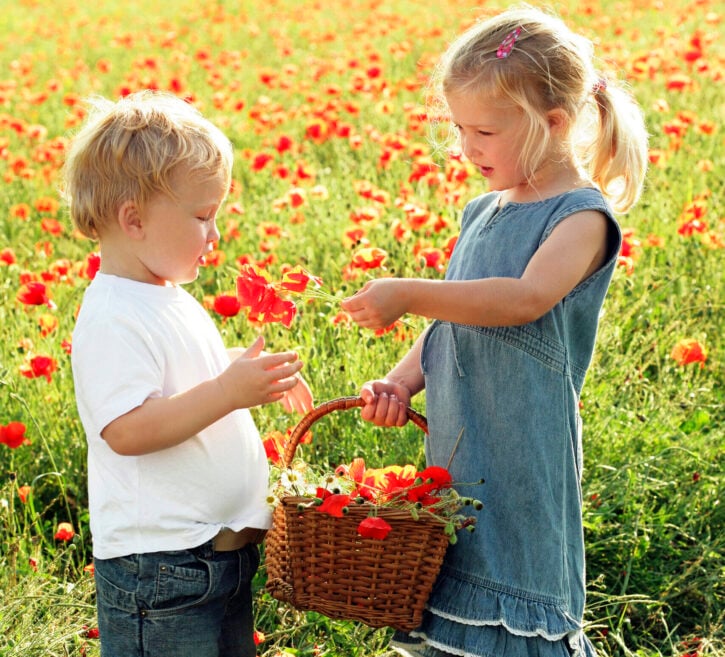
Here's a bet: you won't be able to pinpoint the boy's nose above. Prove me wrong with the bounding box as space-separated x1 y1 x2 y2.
461 135 479 160
208 220 221 242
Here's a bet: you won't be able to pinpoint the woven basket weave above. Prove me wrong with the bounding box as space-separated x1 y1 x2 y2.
265 396 450 632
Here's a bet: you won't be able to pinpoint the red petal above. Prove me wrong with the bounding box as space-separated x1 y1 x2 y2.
357 516 392 540
316 493 351 518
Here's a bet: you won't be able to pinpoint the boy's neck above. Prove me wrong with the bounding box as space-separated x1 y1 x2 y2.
98 242 171 287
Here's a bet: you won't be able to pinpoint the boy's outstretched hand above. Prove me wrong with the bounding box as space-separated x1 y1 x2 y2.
221 336 305 411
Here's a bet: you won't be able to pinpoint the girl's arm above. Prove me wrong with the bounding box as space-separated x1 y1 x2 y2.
102 336 303 455
342 210 610 329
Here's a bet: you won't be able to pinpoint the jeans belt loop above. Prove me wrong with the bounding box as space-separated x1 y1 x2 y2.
212 527 267 552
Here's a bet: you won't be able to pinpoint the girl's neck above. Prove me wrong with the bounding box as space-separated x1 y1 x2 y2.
499 158 591 207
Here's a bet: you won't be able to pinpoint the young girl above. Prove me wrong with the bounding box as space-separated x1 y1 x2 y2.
341 7 647 657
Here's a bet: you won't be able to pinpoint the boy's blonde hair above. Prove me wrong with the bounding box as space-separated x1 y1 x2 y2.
62 90 233 239
429 6 648 213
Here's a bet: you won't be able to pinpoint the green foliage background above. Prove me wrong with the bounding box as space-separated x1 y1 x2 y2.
0 0 722 655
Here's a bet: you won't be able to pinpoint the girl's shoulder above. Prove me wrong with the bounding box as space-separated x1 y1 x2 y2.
463 190 501 214
502 187 610 213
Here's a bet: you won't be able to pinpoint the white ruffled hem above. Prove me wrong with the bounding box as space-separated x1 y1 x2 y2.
425 606 574 642
396 614 591 657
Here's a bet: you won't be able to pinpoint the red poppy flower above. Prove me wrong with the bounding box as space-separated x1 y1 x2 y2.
251 152 274 171
38 313 58 337
419 466 453 488
20 355 58 382
316 493 351 518
357 516 392 540
417 247 446 272
213 294 241 318
0 247 16 265
54 522 75 541
0 422 29 449
262 430 286 465
275 135 294 153
670 338 707 366
18 484 31 503
350 246 388 270
17 281 52 307
279 266 313 293
236 264 300 327
82 252 101 279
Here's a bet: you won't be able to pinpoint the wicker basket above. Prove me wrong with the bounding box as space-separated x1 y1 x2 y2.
265 396 450 632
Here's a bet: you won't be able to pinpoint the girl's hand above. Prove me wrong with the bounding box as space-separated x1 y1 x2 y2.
358 379 411 427
280 374 314 415
341 279 409 330
218 336 303 410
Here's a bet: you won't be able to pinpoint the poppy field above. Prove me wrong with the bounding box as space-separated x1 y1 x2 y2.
0 0 722 655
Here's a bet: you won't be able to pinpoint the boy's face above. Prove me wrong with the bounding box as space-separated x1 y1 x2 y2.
134 170 227 286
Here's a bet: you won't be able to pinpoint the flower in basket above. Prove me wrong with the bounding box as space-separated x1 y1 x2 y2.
265 439 482 543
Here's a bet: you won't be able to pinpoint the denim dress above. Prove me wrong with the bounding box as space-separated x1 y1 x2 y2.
401 188 620 657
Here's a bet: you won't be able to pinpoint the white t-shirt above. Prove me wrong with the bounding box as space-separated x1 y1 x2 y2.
72 273 272 559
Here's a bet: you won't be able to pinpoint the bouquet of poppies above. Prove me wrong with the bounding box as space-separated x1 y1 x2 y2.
266 450 480 543
263 397 482 632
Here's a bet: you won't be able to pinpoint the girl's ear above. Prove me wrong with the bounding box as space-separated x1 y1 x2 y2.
117 200 144 239
547 107 570 135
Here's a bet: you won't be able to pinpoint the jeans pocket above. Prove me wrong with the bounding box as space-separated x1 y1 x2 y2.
150 558 213 613
94 556 139 614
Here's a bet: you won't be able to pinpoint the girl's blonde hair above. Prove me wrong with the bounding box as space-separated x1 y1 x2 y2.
62 90 233 239
429 6 648 213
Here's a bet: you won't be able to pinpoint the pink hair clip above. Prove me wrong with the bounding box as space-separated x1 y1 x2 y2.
496 27 522 59
592 77 608 95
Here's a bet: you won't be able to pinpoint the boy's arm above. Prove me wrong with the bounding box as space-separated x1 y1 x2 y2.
102 337 302 455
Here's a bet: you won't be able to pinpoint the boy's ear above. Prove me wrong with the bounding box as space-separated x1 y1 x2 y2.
117 200 145 239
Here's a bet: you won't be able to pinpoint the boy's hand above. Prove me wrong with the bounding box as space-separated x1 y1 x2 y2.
218 336 303 410
280 374 314 415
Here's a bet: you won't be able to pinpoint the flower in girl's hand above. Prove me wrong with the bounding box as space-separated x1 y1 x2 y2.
235 263 334 328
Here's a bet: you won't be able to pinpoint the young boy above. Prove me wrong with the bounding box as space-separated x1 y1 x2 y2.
65 90 313 657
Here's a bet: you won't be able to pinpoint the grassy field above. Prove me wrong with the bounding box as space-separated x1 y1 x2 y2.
0 0 722 655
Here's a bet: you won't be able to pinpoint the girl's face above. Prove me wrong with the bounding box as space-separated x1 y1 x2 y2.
135 170 226 286
446 91 532 194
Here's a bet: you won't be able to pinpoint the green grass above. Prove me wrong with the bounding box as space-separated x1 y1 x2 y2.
1 0 723 655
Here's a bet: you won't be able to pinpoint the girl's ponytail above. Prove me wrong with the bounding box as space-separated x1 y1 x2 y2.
589 78 648 213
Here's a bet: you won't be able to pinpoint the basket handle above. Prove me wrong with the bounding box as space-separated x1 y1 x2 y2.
282 396 428 468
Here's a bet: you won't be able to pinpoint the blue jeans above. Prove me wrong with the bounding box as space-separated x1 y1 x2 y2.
93 541 260 657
